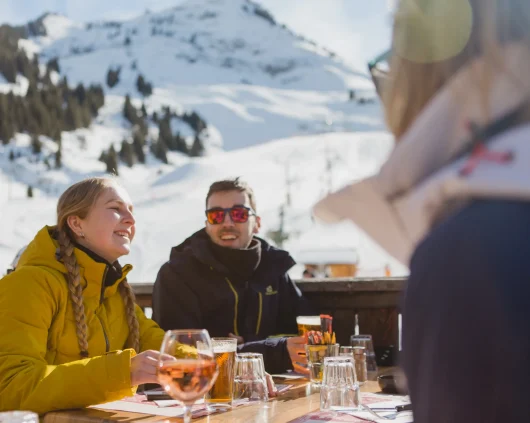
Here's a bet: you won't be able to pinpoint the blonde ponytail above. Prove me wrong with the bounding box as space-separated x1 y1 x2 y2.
56 228 89 358
119 280 140 352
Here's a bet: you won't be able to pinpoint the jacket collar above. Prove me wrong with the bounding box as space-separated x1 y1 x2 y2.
16 226 132 300
170 228 295 279
314 43 530 265
72 244 132 300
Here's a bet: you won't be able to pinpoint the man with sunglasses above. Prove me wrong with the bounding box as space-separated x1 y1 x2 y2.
152 178 310 374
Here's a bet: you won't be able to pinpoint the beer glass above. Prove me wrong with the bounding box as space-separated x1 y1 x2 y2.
296 316 321 336
206 338 237 406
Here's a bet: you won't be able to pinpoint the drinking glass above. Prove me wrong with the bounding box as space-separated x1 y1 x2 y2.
206 338 237 407
158 330 219 423
296 316 321 336
305 344 340 386
351 334 378 380
339 346 355 357
233 353 268 402
320 356 361 411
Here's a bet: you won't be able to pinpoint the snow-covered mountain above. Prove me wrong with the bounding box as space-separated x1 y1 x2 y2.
0 0 408 279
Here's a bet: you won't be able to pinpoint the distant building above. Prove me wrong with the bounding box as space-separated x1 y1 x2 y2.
296 248 359 278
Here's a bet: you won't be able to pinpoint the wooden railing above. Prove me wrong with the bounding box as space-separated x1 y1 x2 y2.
132 277 407 365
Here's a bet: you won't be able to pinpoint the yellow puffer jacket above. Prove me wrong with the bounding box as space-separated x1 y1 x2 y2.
0 226 165 414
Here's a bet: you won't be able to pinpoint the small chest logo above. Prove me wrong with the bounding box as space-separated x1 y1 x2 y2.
265 285 278 295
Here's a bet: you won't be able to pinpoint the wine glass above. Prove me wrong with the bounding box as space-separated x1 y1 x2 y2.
158 330 219 423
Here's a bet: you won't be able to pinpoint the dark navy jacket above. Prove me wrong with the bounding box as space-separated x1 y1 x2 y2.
152 229 310 373
402 200 530 423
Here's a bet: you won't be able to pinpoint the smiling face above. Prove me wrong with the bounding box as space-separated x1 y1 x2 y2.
66 185 136 263
205 190 261 249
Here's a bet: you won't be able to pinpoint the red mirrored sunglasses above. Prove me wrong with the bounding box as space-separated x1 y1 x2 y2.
205 206 255 225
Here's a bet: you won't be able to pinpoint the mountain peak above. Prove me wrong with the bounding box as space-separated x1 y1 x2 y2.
33 0 365 94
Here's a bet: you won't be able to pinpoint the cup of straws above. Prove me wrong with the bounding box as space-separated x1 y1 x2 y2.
305 314 339 386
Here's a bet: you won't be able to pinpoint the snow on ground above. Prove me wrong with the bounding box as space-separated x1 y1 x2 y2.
0 130 407 280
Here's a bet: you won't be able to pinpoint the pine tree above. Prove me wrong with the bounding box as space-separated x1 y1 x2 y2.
64 97 83 131
182 111 207 134
136 74 153 96
120 139 135 167
106 145 119 175
60 75 69 90
106 67 121 88
123 94 138 124
55 148 62 168
47 57 60 73
136 74 145 93
174 132 188 154
74 84 86 105
9 150 14 161
0 113 14 145
136 118 148 137
141 103 147 118
133 131 146 164
27 185 33 198
51 125 62 143
154 137 168 164
0 54 17 83
158 118 173 149
189 135 205 157
99 149 108 164
31 134 42 154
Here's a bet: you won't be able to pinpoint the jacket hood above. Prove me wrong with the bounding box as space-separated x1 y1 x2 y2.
169 228 295 277
314 43 530 265
16 226 132 299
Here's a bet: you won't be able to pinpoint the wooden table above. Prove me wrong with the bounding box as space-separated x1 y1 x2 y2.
44 380 385 423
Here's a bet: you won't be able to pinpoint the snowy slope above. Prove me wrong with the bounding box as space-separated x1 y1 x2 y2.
0 131 407 280
19 0 381 151
0 1 406 278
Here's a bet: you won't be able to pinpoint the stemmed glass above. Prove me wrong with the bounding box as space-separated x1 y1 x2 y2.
158 330 219 423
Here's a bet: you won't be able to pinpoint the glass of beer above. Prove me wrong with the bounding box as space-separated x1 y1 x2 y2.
205 338 237 407
297 316 321 336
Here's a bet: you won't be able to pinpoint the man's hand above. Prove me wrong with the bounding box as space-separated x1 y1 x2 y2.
228 333 245 345
287 337 309 374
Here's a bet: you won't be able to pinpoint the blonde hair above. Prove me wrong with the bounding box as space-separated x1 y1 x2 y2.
56 177 140 358
384 0 530 138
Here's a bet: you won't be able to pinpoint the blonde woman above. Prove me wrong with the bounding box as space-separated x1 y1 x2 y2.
0 177 171 414
315 0 530 422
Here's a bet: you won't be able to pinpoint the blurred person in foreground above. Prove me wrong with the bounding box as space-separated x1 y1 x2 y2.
153 178 310 374
314 0 530 422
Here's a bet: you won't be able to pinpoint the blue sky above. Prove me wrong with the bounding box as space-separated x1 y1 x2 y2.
0 0 392 70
